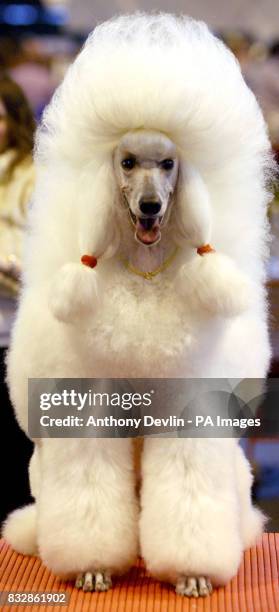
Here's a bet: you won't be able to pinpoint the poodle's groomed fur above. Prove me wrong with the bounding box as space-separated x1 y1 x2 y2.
2 13 273 598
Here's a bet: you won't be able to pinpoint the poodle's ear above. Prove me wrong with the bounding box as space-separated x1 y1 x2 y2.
174 161 253 318
49 156 120 325
173 161 212 248
78 157 120 260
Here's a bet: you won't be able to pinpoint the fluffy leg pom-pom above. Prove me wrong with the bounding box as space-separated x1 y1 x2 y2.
2 503 38 556
48 263 101 324
176 252 253 318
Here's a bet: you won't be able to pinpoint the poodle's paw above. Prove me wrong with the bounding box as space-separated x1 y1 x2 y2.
175 576 213 598
75 570 112 592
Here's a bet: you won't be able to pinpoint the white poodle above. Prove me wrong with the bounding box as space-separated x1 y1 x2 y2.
2 13 273 598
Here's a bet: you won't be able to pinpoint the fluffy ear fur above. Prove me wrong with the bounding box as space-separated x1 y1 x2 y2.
48 157 119 324
173 162 212 248
176 251 254 318
173 162 253 318
48 262 101 324
78 157 120 260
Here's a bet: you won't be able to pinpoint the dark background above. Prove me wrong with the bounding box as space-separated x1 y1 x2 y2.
0 348 33 527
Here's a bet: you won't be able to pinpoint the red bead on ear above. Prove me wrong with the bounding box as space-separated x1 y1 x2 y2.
81 254 98 268
197 244 215 256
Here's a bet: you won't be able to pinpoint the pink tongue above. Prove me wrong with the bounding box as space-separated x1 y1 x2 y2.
136 219 160 244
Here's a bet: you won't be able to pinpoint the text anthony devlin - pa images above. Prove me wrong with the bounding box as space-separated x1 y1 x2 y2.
40 414 261 431
76 415 261 430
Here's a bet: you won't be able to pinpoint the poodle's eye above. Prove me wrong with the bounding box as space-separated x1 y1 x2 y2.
160 159 174 171
121 157 136 170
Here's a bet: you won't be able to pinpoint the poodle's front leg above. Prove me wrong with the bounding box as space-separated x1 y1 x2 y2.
139 437 243 596
36 438 139 589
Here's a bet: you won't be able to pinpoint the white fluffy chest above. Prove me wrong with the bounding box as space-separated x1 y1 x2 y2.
78 274 223 377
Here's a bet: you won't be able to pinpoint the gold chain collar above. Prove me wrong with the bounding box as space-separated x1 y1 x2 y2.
120 246 179 280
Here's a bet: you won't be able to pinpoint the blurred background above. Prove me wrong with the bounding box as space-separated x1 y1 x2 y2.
0 0 279 532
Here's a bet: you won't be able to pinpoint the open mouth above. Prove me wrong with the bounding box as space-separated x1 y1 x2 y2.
129 210 162 246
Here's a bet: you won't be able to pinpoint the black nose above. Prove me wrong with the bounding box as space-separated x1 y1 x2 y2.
139 200 161 215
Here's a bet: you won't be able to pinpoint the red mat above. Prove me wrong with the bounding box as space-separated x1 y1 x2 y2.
0 534 278 611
